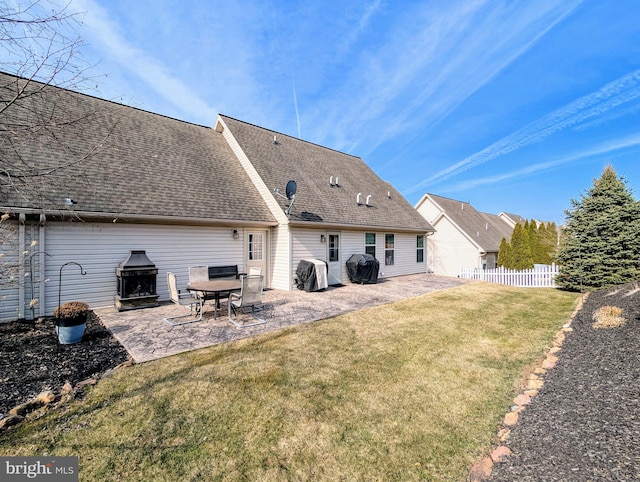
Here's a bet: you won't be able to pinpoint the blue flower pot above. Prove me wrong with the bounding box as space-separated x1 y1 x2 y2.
54 314 87 344
55 323 86 344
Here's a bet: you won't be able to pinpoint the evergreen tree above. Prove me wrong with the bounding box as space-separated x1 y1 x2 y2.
527 220 543 264
556 165 640 291
538 222 558 265
511 222 534 269
497 237 513 268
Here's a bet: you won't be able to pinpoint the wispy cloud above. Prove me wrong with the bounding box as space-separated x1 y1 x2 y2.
406 68 640 194
73 0 218 123
313 0 583 155
439 132 640 192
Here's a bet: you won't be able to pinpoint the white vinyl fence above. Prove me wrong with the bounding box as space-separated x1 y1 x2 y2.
458 264 560 288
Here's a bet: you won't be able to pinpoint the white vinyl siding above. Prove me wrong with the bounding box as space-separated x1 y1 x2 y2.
428 218 480 276
270 224 291 290
290 229 422 287
0 217 45 322
0 220 20 322
44 222 245 315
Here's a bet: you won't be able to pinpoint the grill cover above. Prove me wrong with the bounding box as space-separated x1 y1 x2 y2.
346 254 379 284
295 259 328 292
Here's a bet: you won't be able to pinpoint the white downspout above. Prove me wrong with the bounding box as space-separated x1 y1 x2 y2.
39 214 46 318
18 213 25 319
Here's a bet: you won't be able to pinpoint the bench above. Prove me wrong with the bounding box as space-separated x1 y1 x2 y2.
208 265 244 280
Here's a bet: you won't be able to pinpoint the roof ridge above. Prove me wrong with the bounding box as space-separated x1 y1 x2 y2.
0 70 213 130
219 114 362 160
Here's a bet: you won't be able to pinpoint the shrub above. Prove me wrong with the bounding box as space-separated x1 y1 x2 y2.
54 301 89 318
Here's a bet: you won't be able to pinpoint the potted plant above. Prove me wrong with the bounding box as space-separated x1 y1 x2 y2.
54 301 89 344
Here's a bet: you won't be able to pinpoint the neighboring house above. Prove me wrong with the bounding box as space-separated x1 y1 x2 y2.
415 193 520 277
499 212 527 229
0 72 434 322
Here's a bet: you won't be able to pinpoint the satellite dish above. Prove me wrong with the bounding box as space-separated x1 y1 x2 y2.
285 180 297 200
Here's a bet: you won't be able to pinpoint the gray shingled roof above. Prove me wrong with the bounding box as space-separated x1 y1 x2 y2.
1 72 275 224
220 115 434 232
427 194 513 252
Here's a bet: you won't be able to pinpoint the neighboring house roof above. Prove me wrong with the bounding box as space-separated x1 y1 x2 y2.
499 212 526 227
1 72 276 225
218 115 434 232
418 193 515 252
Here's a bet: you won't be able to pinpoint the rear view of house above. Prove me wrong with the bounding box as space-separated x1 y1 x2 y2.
0 72 434 322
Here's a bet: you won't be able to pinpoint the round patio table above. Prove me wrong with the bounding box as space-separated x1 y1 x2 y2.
187 280 241 320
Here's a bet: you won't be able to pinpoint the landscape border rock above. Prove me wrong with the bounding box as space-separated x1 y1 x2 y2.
468 292 587 482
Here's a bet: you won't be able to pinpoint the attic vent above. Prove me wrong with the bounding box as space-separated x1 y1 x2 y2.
366 194 372 206
273 135 278 144
357 192 362 205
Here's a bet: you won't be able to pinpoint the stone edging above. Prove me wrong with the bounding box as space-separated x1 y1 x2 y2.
469 294 587 482
0 359 134 433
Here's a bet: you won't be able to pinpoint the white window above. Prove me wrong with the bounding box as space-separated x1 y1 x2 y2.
365 233 376 258
385 234 394 265
248 233 263 261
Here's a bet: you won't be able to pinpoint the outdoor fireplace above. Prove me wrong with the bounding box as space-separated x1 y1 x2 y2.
115 250 159 311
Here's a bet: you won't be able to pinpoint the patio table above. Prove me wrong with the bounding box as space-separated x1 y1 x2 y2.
187 280 241 320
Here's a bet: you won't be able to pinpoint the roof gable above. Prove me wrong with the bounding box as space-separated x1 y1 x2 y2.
424 194 511 252
219 115 434 232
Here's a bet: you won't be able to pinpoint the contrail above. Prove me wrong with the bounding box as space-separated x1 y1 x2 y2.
405 68 640 194
293 79 301 138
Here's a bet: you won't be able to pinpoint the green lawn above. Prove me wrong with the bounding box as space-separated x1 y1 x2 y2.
0 282 579 481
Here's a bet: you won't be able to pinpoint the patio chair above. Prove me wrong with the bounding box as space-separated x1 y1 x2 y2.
228 274 266 328
164 272 203 326
188 265 209 300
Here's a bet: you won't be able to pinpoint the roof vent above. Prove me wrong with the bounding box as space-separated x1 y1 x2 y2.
387 191 391 199
330 176 334 186
366 194 372 206
335 176 340 187
273 135 278 145
357 192 362 205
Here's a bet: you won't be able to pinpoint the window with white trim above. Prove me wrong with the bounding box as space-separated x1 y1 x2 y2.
365 233 376 258
417 235 424 263
385 234 394 265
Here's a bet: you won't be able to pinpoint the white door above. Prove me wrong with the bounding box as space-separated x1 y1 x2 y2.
246 231 267 284
327 232 342 285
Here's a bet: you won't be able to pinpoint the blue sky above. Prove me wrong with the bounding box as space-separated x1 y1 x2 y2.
51 1 640 222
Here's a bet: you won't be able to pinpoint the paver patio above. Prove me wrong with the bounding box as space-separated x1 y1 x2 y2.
96 273 467 363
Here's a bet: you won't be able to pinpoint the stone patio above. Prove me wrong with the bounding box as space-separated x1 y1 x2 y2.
95 273 467 363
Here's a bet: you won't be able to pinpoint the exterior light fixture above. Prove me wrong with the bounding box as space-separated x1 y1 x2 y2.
320 234 326 243
232 229 239 240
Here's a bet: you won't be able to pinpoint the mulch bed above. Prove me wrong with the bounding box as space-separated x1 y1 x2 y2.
0 312 131 416
491 282 640 481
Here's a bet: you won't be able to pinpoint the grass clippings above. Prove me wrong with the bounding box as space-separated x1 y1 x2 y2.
0 283 579 482
592 305 626 329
